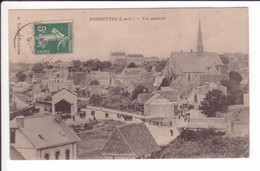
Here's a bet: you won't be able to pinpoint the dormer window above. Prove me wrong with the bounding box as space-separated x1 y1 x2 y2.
59 131 65 136
38 134 45 139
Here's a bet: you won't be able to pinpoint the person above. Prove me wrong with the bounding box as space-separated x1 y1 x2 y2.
170 129 173 136
72 115 75 121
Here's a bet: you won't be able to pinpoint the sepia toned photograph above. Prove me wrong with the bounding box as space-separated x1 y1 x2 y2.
8 7 249 160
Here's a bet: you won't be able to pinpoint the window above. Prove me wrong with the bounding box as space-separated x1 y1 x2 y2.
44 153 49 160
65 149 70 160
55 151 60 160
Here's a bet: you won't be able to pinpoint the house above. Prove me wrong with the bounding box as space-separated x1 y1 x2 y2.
90 71 111 88
198 73 228 86
12 82 31 93
10 114 81 160
48 70 74 92
52 88 77 116
170 76 194 98
109 51 127 64
33 84 50 101
126 81 155 96
101 123 160 159
217 107 249 136
12 94 33 110
32 73 49 84
67 72 88 89
126 54 145 65
144 93 176 118
196 82 227 104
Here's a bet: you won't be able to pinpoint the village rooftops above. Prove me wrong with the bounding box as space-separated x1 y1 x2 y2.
10 115 81 150
101 123 160 158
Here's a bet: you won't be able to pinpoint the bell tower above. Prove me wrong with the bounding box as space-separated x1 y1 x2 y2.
197 20 204 56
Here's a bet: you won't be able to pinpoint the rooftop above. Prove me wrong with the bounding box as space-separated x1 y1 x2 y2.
101 123 160 157
11 115 81 150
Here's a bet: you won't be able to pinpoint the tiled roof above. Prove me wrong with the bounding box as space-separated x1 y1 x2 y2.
52 88 77 97
136 93 154 104
144 93 162 105
14 94 33 103
170 52 223 73
158 90 178 102
12 115 81 150
10 146 25 160
101 123 160 157
90 71 110 79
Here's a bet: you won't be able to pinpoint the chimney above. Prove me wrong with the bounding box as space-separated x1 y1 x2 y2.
55 112 63 123
16 116 25 128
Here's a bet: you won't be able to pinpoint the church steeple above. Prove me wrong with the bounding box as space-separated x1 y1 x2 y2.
197 20 204 56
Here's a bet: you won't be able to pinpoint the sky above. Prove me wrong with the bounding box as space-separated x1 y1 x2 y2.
9 8 248 63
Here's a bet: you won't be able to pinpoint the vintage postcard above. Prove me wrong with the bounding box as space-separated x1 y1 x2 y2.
7 7 249 160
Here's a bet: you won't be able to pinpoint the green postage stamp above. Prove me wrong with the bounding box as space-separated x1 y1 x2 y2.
34 22 73 55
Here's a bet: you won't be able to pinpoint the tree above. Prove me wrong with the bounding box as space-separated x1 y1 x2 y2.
127 62 137 68
112 64 125 74
100 61 112 71
89 94 101 106
221 79 243 105
132 85 148 100
155 60 167 72
32 63 44 73
200 89 227 117
16 71 27 82
160 78 170 87
229 70 243 83
90 80 99 85
145 65 152 72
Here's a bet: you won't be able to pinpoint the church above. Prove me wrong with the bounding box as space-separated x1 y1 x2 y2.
163 21 223 83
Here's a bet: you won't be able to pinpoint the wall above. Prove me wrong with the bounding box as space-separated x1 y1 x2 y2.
52 89 77 115
146 103 175 118
39 143 77 160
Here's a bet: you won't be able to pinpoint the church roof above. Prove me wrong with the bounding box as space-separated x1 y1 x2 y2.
170 52 223 73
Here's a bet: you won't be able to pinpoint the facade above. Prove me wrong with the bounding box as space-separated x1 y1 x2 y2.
126 54 145 65
101 123 160 159
109 51 126 64
52 88 77 116
89 71 111 88
10 115 81 160
144 93 175 118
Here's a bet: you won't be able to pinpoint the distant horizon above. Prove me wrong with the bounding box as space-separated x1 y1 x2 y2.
9 8 248 63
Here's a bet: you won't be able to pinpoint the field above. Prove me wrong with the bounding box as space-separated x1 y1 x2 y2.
76 120 124 159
